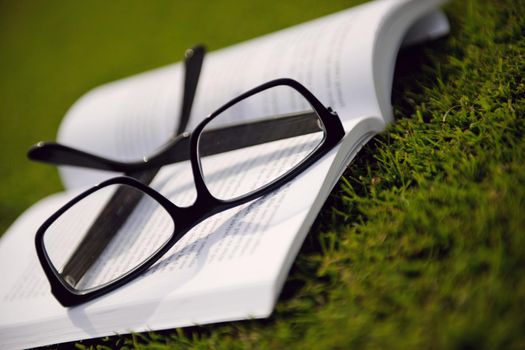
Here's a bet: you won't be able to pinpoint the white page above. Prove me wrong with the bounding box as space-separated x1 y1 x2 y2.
57 0 428 189
0 115 381 350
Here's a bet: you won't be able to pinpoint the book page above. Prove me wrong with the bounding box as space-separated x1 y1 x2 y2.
57 0 409 189
58 0 447 190
0 114 381 350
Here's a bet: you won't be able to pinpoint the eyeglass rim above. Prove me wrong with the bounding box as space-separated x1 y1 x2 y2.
191 78 342 203
34 177 179 305
35 78 345 306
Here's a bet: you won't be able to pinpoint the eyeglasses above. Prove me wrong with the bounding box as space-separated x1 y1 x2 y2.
31 46 345 306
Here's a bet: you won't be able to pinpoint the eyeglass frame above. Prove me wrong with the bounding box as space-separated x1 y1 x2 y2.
35 78 345 306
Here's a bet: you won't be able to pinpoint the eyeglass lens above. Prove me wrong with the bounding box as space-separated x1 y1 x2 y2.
43 184 174 291
198 85 325 201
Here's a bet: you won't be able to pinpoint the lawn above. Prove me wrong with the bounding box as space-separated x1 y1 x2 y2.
0 0 524 349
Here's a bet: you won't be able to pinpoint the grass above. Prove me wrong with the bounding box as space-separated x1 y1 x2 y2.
1 0 524 349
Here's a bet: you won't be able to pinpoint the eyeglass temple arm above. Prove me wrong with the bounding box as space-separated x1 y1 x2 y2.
26 44 205 174
177 45 205 135
28 111 323 173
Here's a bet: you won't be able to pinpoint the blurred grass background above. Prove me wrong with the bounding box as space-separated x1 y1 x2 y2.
1 0 524 349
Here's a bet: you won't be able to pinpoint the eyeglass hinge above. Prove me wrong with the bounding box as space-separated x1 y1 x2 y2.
327 107 338 117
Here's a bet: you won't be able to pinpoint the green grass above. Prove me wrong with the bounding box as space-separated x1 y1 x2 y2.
1 0 524 349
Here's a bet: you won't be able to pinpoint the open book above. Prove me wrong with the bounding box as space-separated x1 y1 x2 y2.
0 0 449 348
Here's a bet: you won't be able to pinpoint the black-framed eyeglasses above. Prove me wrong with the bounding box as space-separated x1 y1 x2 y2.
30 46 345 306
